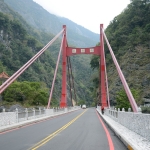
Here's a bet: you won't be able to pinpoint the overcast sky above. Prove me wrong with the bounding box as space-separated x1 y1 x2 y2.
33 0 130 34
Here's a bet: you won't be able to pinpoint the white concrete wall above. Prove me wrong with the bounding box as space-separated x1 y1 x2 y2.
0 106 80 127
104 108 150 141
0 112 16 126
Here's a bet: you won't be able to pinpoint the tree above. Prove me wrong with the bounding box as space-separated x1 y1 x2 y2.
2 81 49 106
77 99 86 106
90 55 99 70
32 89 49 105
50 98 59 107
116 88 139 111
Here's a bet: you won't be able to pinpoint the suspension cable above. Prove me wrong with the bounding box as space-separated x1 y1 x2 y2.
0 29 64 94
102 27 138 112
47 32 65 109
102 42 110 108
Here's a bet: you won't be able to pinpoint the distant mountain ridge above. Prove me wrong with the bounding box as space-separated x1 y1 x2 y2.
4 0 99 47
0 0 94 106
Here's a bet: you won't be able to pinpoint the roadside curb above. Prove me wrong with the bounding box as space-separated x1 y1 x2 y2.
96 109 136 150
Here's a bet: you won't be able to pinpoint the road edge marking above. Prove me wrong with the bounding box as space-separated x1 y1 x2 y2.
96 110 114 150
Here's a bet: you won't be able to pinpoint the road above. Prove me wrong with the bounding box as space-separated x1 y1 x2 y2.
0 108 127 150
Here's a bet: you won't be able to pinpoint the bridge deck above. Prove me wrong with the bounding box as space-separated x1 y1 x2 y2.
0 108 126 150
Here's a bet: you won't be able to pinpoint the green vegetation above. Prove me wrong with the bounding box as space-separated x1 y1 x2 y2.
90 0 150 108
2 0 99 106
4 0 99 48
1 81 60 108
2 0 149 109
77 99 86 106
0 0 95 107
116 88 140 111
0 12 61 106
69 55 94 105
2 81 49 106
141 107 150 114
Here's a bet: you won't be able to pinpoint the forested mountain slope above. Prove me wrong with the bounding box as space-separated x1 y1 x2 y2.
90 0 150 106
4 0 99 48
3 0 96 105
0 12 63 105
0 0 94 106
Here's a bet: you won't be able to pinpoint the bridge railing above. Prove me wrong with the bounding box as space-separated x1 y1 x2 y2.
0 106 80 128
17 108 46 122
97 106 150 141
0 112 16 126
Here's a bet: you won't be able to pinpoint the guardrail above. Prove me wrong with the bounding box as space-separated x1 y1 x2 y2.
0 106 80 127
97 106 150 141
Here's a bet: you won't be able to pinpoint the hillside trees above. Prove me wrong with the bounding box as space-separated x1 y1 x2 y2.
2 81 52 106
116 88 140 111
106 0 150 52
90 0 150 107
0 1 98 106
0 12 62 105
0 12 54 79
0 11 93 106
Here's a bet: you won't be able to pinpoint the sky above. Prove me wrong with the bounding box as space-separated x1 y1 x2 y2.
33 0 130 34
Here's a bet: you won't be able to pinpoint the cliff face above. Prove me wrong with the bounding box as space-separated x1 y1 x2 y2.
0 0 95 105
107 45 150 105
106 1 150 105
90 1 150 106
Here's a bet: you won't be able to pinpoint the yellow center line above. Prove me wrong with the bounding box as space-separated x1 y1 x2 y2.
30 109 87 150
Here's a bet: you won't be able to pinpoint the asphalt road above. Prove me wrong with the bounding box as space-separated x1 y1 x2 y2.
0 108 127 150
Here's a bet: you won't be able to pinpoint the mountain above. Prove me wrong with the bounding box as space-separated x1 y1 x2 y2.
4 0 99 48
0 11 62 103
3 0 98 105
90 0 150 106
0 0 95 106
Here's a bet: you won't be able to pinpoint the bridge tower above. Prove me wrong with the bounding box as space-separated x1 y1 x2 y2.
60 25 67 107
100 24 107 108
60 24 108 108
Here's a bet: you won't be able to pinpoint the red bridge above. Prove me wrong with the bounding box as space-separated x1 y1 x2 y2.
0 24 149 150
